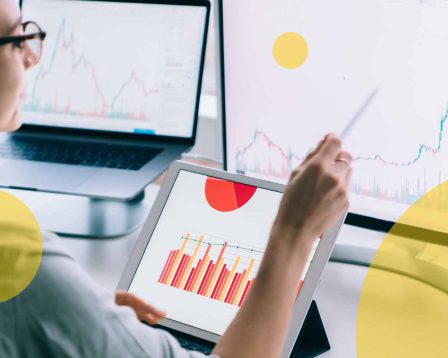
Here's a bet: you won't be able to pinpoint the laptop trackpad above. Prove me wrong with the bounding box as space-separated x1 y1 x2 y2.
0 160 96 192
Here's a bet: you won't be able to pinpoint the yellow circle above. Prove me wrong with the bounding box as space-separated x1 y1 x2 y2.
273 32 309 69
357 180 448 356
0 191 42 303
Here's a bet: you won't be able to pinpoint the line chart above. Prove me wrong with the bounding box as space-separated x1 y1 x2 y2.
235 106 448 206
24 19 160 121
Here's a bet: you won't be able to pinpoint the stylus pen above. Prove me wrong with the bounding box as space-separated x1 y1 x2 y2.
339 87 380 140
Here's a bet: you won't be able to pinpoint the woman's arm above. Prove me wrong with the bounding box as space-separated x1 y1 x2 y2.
213 134 352 358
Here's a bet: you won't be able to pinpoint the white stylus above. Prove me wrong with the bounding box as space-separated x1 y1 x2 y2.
339 87 380 140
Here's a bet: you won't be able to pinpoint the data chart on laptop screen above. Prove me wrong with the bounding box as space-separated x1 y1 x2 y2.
223 0 448 225
21 0 207 138
129 171 320 335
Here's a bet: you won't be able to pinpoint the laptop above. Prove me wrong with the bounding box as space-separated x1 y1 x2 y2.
0 0 210 200
118 161 346 355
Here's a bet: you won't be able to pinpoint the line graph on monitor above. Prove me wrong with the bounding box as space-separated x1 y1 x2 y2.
234 105 448 208
23 19 161 121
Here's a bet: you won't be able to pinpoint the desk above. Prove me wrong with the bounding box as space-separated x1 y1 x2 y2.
316 262 369 357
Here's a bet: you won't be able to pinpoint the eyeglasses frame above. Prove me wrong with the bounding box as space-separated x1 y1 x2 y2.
0 21 46 58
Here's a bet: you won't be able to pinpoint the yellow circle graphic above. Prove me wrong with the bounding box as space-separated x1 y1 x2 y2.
0 191 42 303
357 181 448 356
273 32 309 69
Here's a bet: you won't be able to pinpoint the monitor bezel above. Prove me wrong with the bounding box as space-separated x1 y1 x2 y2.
20 0 211 146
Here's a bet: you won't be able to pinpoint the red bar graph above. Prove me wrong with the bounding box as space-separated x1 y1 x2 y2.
211 264 227 299
158 250 175 283
160 250 178 284
225 273 240 303
215 270 230 300
239 279 253 306
157 234 261 307
171 254 188 286
230 270 245 304
198 261 214 295
184 267 196 291
157 234 312 308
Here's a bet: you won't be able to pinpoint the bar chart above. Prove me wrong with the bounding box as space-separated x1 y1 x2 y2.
158 232 310 307
158 233 265 307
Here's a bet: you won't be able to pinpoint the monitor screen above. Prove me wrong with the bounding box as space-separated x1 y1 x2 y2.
21 0 208 138
128 170 320 336
222 0 448 224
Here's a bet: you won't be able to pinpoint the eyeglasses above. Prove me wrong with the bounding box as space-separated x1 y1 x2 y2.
0 21 46 65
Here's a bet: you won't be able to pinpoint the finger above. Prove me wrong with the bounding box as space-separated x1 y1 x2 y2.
315 134 342 163
141 313 160 325
144 302 167 317
289 136 327 183
126 293 143 307
333 161 350 181
115 292 166 318
303 136 326 164
343 167 352 189
335 150 353 164
115 291 134 305
332 150 353 175
329 152 351 185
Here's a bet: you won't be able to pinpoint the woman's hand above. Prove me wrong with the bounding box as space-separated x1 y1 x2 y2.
272 134 352 249
115 291 166 325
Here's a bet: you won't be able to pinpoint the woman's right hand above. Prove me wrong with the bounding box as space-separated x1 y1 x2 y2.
272 134 352 249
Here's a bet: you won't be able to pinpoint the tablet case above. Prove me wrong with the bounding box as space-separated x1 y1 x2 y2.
289 300 330 357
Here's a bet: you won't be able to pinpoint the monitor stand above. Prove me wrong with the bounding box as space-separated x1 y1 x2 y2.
6 188 154 238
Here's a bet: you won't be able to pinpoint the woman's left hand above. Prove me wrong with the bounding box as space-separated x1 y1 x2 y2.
115 291 167 325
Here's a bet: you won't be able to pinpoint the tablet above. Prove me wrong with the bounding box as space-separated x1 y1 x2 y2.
117 161 346 357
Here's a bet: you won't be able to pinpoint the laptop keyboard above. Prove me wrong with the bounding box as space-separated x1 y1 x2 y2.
0 136 163 171
177 337 213 354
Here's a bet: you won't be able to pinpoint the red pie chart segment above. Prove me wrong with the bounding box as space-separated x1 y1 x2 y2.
233 182 257 208
205 177 257 212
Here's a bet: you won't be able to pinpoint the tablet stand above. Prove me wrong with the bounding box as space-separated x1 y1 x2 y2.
289 300 330 357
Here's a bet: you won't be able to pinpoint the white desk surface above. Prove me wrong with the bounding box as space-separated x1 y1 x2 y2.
10 185 387 357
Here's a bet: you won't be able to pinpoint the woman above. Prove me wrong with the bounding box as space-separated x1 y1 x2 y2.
0 0 352 357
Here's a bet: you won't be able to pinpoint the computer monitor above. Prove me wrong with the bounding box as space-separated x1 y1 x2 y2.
218 0 448 229
22 0 208 139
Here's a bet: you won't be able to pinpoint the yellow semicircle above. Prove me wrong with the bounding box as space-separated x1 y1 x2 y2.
357 180 448 357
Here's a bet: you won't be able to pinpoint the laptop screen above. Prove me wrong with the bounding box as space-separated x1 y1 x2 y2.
21 0 208 139
128 170 320 336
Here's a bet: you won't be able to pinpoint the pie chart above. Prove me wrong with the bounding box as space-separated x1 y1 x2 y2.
205 177 257 212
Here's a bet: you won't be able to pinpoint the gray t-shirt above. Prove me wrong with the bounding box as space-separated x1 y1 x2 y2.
0 233 219 358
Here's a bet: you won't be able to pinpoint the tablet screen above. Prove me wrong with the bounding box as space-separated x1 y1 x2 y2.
129 170 319 335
